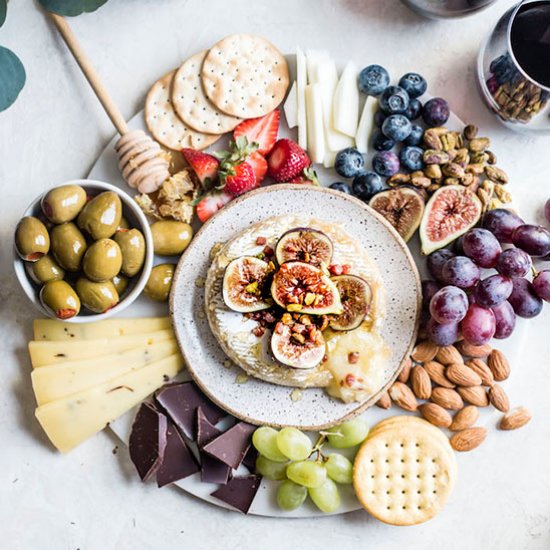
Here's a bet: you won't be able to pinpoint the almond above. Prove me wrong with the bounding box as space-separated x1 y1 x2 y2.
430 387 464 410
435 345 463 365
465 358 494 386
424 360 455 389
389 382 418 412
450 427 487 452
411 340 438 363
487 349 510 381
488 384 510 412
419 403 452 428
450 405 479 431
457 386 490 407
456 341 492 358
499 407 532 430
410 365 432 400
398 356 413 384
375 391 392 409
446 362 482 387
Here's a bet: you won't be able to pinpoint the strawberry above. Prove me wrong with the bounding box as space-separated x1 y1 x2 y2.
195 191 232 223
233 110 280 156
221 161 257 196
247 151 268 184
181 148 219 185
288 166 320 185
267 138 311 182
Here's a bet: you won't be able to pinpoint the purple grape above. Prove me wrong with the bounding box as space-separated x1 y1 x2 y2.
512 224 550 257
495 248 531 278
462 228 502 268
545 199 550 224
533 270 550 302
441 256 481 288
473 274 513 308
429 286 468 324
492 301 516 339
461 304 496 346
508 277 543 318
426 317 459 346
427 249 455 282
453 235 465 255
422 280 441 311
482 208 524 243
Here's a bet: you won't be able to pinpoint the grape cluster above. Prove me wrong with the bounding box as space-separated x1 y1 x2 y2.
424 207 550 347
252 418 369 513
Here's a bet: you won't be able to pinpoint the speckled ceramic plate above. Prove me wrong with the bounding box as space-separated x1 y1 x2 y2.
169 185 421 429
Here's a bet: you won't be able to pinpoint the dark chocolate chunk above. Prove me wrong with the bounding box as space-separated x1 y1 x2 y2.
196 407 221 448
155 382 226 439
241 445 258 472
210 475 262 514
197 407 231 485
156 419 200 488
202 422 256 469
129 402 167 482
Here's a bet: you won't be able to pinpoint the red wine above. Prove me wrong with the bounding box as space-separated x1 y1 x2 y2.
511 1 550 88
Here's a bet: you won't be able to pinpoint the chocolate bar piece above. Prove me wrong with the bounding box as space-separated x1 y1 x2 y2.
197 407 231 485
202 422 256 470
210 475 262 514
241 445 258 472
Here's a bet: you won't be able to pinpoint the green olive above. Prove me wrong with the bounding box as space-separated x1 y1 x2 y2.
82 238 122 282
77 191 122 240
30 255 65 283
112 274 129 295
144 263 175 302
151 221 193 256
76 277 119 313
40 280 81 319
50 222 87 272
114 228 146 277
41 184 87 224
118 216 130 231
15 216 50 261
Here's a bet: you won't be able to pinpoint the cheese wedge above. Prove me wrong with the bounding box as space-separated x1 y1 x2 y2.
305 83 326 164
356 96 378 154
333 61 360 138
283 81 298 128
33 317 171 341
31 340 179 405
35 354 183 453
296 47 308 150
28 329 175 368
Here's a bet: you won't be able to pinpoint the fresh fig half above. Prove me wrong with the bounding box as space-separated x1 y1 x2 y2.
330 274 372 331
222 256 272 313
369 187 425 242
271 261 343 315
275 228 333 267
271 320 326 369
419 185 482 255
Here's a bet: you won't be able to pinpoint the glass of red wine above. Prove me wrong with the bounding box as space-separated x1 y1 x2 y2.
477 0 550 133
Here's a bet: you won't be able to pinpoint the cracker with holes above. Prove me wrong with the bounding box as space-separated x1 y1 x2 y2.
172 51 242 135
354 416 457 526
201 33 289 119
145 71 221 151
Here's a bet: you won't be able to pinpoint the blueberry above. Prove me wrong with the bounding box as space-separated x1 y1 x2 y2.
379 86 410 115
372 151 400 177
372 130 395 152
399 146 425 172
404 124 424 146
422 97 450 127
334 147 365 178
405 98 422 120
329 182 351 194
352 171 384 201
374 110 386 127
358 65 390 96
382 114 412 142
398 73 428 99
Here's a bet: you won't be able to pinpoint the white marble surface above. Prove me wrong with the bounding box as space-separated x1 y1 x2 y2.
1 0 550 548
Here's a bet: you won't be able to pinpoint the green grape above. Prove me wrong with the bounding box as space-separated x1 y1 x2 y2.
252 427 287 462
324 453 353 484
286 460 327 488
308 478 341 513
276 480 308 511
326 417 369 449
276 427 313 461
255 455 288 480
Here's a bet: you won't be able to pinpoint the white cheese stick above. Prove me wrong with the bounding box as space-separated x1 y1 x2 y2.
296 47 308 150
332 61 360 138
305 83 326 164
283 81 298 128
356 96 379 154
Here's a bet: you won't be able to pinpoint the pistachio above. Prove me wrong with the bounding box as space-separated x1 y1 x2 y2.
411 175 431 188
489 197 504 210
291 332 305 344
427 183 441 193
304 292 316 306
423 150 450 165
465 163 485 175
481 180 495 195
287 304 303 312
440 132 457 151
281 313 293 324
485 165 509 184
411 170 425 179
424 164 442 180
463 124 478 140
477 188 492 211
454 148 470 167
444 177 460 186
423 129 443 150
486 150 497 165
461 172 476 187
431 127 449 136
469 137 490 153
442 162 465 178
471 152 489 164
387 173 411 186
494 183 512 203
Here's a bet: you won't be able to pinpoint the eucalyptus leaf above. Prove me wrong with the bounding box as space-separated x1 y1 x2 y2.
0 46 25 112
0 0 6 28
38 0 109 17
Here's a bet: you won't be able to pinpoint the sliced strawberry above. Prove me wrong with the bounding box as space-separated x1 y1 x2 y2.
196 191 232 223
181 148 219 186
247 151 268 184
233 110 280 156
222 162 257 197
267 138 311 183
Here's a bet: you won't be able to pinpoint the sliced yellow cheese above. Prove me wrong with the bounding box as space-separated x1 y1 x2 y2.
31 340 179 405
296 46 308 150
29 329 175 368
35 354 183 453
333 61 359 138
33 317 171 341
305 83 326 164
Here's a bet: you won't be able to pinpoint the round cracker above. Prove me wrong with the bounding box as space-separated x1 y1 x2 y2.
172 51 242 135
201 33 289 118
145 70 221 151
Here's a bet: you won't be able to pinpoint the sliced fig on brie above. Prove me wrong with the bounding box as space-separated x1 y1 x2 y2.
275 228 333 267
330 274 372 331
271 320 326 369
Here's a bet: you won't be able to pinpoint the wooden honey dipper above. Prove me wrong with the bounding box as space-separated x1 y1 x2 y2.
48 13 170 193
